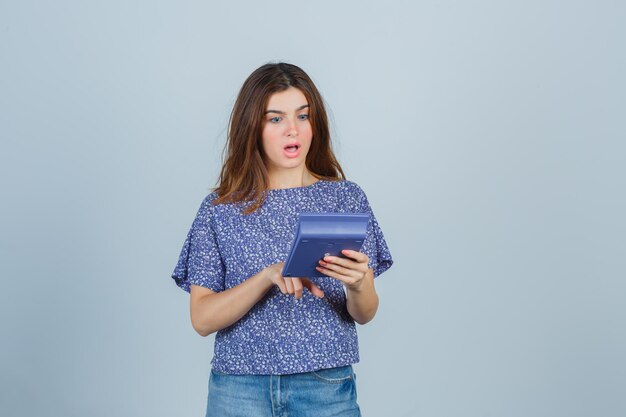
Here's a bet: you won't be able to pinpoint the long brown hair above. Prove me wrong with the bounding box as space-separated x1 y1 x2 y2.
212 62 346 214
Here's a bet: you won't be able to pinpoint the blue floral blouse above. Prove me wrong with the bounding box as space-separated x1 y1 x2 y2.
171 179 393 375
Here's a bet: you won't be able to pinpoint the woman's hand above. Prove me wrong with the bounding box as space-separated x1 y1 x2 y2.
315 249 370 292
263 262 325 300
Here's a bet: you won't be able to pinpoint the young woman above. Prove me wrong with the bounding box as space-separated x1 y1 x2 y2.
171 62 393 417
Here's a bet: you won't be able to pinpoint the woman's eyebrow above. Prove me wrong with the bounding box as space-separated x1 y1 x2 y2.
264 104 309 115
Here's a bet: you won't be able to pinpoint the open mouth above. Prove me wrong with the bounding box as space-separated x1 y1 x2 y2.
284 144 300 152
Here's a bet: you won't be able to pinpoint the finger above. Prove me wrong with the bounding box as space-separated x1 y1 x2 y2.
321 255 362 271
319 259 359 278
316 265 353 285
274 278 288 294
292 278 303 299
284 277 295 295
340 249 368 263
301 278 325 298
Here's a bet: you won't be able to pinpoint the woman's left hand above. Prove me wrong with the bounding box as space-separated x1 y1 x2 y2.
316 249 370 292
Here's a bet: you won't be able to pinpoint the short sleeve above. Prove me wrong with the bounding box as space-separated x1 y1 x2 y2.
171 194 226 293
345 182 394 278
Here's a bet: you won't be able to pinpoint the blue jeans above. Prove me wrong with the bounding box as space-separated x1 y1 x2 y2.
205 364 361 417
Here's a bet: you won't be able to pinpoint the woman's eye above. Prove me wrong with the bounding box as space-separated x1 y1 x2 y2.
298 114 309 120
269 116 282 123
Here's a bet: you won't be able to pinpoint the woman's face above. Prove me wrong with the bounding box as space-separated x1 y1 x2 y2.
261 87 313 172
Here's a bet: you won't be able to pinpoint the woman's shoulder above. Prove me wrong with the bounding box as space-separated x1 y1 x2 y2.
196 191 219 210
189 191 223 222
321 178 370 212
327 178 367 198
200 189 254 219
206 190 220 203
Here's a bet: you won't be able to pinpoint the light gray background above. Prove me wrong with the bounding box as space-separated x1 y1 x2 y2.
1 1 624 416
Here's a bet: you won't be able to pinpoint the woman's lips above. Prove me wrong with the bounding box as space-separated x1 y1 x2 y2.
283 145 301 158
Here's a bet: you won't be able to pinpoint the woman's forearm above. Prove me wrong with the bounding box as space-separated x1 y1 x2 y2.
346 269 379 324
193 266 378 336
193 270 274 336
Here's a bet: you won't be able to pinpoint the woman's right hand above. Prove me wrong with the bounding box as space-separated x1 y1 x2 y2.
263 262 325 300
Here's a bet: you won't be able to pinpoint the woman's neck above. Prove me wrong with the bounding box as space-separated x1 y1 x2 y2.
267 168 318 190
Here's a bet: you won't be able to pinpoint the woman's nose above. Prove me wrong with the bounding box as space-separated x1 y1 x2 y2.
286 118 298 136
